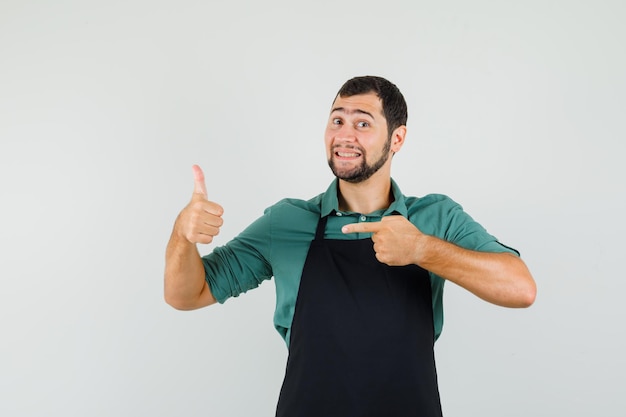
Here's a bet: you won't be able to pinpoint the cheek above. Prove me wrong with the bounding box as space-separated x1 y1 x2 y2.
324 131 333 154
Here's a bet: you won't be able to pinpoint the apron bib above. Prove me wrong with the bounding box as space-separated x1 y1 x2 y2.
276 215 443 417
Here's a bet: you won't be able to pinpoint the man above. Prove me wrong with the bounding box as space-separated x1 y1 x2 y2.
164 76 536 416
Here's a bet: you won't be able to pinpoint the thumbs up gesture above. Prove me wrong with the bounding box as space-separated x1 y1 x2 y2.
175 165 224 244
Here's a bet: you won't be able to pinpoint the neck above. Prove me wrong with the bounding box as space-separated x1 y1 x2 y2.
337 176 393 214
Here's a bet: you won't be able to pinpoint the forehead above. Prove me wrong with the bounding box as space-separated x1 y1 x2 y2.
330 93 384 118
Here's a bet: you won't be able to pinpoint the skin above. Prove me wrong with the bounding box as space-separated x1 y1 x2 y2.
324 93 406 214
164 92 536 310
164 165 218 309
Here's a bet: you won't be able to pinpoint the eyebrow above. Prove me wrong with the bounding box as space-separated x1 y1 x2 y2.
330 107 376 120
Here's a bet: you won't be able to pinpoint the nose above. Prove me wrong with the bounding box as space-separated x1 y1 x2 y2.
335 124 357 142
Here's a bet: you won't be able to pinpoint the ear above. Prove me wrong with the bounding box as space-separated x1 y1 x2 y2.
390 125 407 153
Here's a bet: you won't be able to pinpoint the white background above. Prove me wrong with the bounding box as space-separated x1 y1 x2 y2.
1 0 625 416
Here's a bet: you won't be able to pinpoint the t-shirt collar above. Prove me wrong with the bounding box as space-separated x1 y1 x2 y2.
320 178 408 217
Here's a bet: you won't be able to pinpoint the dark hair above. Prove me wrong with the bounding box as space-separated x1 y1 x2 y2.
336 76 408 136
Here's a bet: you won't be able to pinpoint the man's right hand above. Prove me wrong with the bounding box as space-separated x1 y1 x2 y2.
174 165 224 245
164 164 220 310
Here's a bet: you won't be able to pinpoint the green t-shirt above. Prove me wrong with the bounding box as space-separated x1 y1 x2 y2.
203 179 518 346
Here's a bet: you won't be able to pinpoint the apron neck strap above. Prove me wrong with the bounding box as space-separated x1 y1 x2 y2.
315 215 329 241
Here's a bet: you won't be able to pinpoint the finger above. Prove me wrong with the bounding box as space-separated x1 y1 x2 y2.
196 223 221 237
201 211 224 227
191 164 208 197
189 233 215 245
342 221 382 234
189 200 224 220
185 228 219 244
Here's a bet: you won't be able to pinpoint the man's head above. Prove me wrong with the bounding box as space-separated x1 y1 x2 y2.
335 76 407 140
325 76 408 183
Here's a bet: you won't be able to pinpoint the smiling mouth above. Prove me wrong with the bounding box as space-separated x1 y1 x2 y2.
336 151 361 158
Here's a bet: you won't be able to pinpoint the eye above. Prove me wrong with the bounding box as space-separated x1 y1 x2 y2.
356 121 369 128
332 118 342 125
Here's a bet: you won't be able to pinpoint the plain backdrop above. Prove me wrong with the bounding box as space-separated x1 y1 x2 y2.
1 0 625 416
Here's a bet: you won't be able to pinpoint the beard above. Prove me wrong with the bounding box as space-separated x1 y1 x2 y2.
327 138 392 183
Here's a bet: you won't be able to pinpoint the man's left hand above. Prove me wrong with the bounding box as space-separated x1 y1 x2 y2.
342 216 426 266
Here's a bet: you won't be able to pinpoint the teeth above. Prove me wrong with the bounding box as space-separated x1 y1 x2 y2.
337 152 360 157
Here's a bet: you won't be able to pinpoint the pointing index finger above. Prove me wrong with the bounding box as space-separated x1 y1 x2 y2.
342 221 382 234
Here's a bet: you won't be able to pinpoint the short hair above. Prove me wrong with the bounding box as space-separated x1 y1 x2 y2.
336 76 408 136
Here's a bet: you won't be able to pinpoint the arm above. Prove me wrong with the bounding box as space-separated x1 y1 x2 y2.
411 235 535 307
164 165 222 310
342 216 536 308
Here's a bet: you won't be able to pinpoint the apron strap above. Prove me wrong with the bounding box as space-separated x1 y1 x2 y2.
314 215 329 241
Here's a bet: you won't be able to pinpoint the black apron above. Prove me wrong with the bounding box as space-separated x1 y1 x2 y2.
276 216 443 417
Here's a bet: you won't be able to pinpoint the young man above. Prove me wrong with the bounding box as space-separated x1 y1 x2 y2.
164 76 536 416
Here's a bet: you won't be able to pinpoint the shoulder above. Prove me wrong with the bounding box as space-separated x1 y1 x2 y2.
404 193 459 208
404 193 463 219
264 193 323 216
404 193 473 237
391 180 459 212
255 194 322 239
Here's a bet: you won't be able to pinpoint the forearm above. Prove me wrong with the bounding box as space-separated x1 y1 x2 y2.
164 229 217 310
417 236 536 308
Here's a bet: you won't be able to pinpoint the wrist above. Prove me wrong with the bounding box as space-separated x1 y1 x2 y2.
413 234 438 267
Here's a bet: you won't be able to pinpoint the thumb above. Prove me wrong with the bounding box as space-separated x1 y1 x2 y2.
191 164 208 197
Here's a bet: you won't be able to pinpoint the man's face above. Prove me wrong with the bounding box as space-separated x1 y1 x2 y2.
325 93 392 183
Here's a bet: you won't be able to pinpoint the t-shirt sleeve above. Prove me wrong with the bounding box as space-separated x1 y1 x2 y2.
440 199 520 256
201 209 273 303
